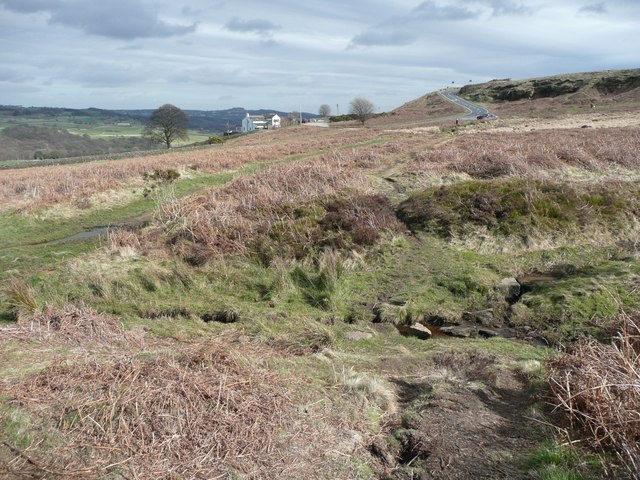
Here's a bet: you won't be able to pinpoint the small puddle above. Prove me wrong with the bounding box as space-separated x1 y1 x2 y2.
46 226 117 245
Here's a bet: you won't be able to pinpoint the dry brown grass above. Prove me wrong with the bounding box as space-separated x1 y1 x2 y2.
368 92 464 126
406 127 640 180
18 303 129 345
0 127 380 211
488 87 640 118
1 340 296 479
547 312 640 477
163 149 396 260
0 307 381 479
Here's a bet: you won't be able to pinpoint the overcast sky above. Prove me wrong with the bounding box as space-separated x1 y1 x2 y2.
0 0 638 113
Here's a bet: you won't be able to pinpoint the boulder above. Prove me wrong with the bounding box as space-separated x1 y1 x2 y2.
478 328 500 338
440 326 475 338
407 323 432 340
496 277 521 302
344 331 374 342
463 309 496 327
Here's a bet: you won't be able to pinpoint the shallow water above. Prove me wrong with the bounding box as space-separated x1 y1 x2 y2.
46 226 116 245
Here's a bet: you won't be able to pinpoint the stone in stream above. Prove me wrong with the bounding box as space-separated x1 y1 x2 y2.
407 323 432 340
463 309 497 327
395 323 432 340
478 328 500 338
440 326 476 338
496 277 521 302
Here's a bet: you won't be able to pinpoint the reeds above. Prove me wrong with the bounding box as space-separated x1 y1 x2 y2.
547 311 640 477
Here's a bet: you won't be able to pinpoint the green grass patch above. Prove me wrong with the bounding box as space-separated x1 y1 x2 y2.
397 178 639 242
525 441 604 480
513 258 640 342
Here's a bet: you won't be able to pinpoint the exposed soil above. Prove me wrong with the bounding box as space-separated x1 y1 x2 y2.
375 356 541 479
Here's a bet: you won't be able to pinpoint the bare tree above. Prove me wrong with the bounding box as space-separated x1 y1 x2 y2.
318 104 331 117
349 97 375 126
144 104 189 149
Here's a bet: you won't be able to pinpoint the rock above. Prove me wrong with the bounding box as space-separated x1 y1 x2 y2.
463 309 496 327
407 323 432 340
478 328 500 338
344 331 374 342
373 302 409 325
201 309 239 323
423 314 450 326
496 277 521 302
440 326 475 338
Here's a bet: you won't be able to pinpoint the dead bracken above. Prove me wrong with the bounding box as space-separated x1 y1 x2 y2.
1 340 296 479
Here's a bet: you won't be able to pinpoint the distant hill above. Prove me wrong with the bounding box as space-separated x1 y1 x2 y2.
1 105 320 136
0 104 320 161
114 108 320 133
457 68 640 118
0 124 156 161
459 68 640 102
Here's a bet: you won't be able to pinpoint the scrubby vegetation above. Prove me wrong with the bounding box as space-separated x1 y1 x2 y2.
548 312 640 478
398 178 639 242
1 79 640 478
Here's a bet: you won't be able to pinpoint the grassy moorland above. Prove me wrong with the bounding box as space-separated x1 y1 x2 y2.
1 81 639 479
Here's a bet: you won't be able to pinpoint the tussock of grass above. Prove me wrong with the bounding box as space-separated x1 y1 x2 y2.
2 279 39 321
337 367 397 415
268 321 336 355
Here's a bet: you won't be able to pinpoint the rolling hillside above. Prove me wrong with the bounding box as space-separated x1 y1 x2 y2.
459 68 640 117
1 69 639 479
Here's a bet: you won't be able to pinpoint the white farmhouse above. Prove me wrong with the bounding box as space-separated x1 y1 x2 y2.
241 113 281 133
266 114 281 128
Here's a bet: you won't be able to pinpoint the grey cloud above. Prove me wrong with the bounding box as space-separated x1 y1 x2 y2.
50 0 196 39
349 1 477 49
579 2 607 14
169 67 259 88
412 1 479 20
479 0 532 16
225 17 281 34
349 30 417 48
1 0 196 39
69 64 147 87
0 0 60 13
0 68 30 82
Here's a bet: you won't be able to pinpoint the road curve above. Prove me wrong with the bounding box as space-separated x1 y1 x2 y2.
440 89 497 121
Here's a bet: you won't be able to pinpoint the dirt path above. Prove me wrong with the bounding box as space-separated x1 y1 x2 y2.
374 352 541 479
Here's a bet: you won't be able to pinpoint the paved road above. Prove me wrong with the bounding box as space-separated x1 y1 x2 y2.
440 89 497 121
